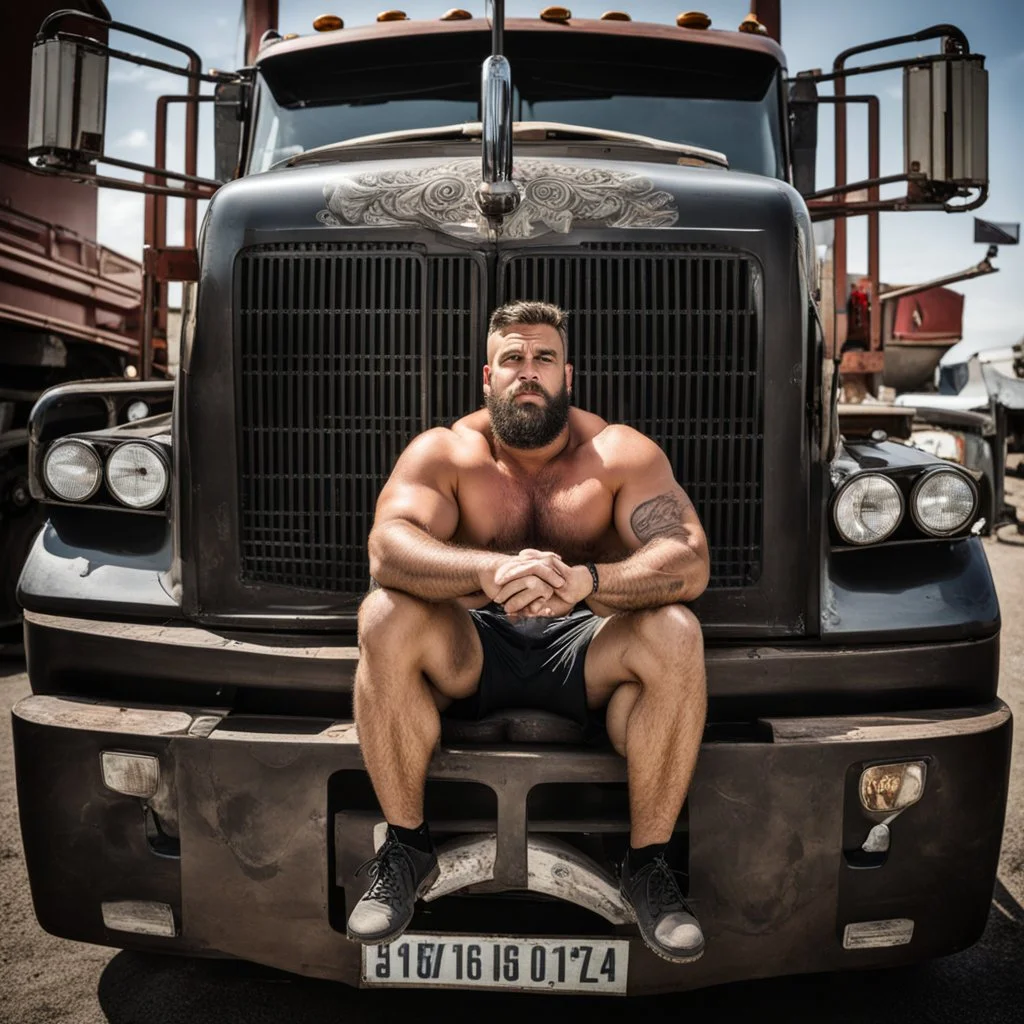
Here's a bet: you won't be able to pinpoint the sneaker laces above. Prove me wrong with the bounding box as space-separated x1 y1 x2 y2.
355 840 410 906
645 856 687 916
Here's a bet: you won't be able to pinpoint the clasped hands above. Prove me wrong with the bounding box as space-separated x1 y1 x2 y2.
479 548 594 618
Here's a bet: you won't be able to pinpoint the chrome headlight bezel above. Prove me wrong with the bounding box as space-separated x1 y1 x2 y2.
909 467 978 537
104 441 170 510
831 472 905 546
42 439 103 503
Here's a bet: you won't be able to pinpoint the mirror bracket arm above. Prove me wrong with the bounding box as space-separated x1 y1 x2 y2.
25 162 217 202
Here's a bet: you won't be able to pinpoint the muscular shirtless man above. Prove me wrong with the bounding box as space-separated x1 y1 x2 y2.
347 300 710 963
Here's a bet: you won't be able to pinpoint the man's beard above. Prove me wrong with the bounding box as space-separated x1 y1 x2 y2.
486 381 571 450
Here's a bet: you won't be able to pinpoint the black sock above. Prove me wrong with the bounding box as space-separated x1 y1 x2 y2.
389 821 433 853
627 842 668 873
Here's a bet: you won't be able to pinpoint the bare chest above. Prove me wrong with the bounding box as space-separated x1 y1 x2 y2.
455 465 615 561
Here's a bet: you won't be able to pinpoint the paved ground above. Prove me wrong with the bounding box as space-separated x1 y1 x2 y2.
2 469 1023 1023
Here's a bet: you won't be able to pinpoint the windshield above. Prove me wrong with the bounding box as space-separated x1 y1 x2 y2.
251 31 784 177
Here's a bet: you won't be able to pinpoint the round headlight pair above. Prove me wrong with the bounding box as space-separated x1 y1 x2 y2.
43 440 168 510
833 469 976 545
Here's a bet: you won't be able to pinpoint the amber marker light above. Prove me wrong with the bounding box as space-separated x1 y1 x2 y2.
377 9 409 20
440 8 472 18
540 6 572 23
676 11 711 29
859 762 927 813
738 13 767 33
312 14 344 31
600 11 631 20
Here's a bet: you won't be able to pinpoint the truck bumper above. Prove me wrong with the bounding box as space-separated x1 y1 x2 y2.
11 686 1011 995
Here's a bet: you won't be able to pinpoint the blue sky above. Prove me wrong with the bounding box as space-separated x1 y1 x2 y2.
98 0 1023 348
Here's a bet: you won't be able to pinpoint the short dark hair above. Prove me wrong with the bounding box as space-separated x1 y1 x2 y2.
487 300 568 354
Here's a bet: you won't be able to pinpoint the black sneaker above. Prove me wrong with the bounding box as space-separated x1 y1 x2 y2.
620 854 705 964
346 829 440 945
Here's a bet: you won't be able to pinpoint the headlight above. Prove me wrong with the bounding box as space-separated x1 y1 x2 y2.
911 469 976 536
833 474 903 545
43 439 102 502
126 400 150 422
105 442 168 509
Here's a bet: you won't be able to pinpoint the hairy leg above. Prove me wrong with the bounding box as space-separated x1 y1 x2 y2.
354 587 483 829
584 605 706 847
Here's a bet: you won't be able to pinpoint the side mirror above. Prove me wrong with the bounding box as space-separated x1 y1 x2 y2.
904 57 988 203
214 80 246 183
28 36 108 171
788 73 818 197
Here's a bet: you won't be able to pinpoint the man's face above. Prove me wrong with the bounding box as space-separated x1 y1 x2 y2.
483 324 573 450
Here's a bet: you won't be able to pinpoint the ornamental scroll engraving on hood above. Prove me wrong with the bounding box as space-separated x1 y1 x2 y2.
316 158 678 238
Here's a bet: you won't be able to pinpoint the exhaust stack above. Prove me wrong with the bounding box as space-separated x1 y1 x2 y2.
475 0 519 230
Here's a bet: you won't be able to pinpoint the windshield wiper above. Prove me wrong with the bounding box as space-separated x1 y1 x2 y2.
283 121 728 170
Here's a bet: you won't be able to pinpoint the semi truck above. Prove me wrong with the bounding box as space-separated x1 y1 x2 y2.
10 1 1011 996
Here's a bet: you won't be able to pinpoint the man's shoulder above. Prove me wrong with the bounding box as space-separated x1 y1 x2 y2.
591 422 662 458
587 423 667 480
403 419 489 465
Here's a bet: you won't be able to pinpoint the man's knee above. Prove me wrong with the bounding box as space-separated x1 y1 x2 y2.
632 603 703 653
358 586 434 655
625 605 705 686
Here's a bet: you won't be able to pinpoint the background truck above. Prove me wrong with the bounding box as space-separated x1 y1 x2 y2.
0 0 151 642
10 0 1012 996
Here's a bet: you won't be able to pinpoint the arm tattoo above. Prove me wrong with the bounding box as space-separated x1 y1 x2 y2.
630 492 690 543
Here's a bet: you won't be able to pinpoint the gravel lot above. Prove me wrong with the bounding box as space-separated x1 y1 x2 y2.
2 469 1023 1023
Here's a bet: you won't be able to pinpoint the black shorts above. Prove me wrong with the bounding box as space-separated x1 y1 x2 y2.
445 602 604 728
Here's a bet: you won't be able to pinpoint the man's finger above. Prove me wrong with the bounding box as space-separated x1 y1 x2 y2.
493 576 549 606
494 561 565 589
503 583 551 614
518 548 561 560
523 597 551 617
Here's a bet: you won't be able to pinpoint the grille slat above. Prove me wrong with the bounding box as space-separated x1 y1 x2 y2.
501 251 762 588
237 245 762 594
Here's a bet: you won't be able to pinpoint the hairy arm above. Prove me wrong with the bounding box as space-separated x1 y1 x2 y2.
368 430 564 602
591 427 710 610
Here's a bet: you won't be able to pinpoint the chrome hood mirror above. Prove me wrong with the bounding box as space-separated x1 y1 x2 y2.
474 0 520 230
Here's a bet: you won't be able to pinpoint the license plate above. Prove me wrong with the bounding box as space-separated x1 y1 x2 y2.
361 933 629 994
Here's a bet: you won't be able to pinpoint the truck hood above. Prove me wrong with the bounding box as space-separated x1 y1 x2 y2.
208 152 807 245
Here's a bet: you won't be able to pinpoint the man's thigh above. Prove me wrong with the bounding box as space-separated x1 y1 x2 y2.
581 612 639 710
360 589 483 706
419 600 485 707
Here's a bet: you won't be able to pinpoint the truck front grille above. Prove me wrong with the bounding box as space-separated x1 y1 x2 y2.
236 244 762 594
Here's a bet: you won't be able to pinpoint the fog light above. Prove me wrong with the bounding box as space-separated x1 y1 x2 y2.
859 761 926 813
101 751 160 798
101 900 176 937
125 400 150 422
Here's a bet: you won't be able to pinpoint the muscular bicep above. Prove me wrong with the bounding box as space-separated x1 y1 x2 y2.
612 433 708 558
370 430 460 540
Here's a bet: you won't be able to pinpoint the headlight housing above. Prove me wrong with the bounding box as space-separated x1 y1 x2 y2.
43 439 102 502
833 473 904 545
911 469 977 536
105 442 169 509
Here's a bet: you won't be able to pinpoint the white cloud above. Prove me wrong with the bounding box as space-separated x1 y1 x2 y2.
108 62 178 93
96 190 145 260
115 128 150 150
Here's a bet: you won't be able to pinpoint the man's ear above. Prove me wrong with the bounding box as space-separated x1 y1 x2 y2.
482 363 492 396
565 362 574 394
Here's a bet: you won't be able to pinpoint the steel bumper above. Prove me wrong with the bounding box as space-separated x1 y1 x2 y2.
11 689 1012 996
